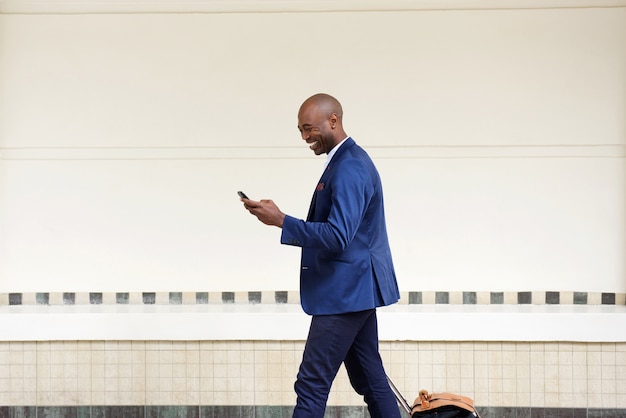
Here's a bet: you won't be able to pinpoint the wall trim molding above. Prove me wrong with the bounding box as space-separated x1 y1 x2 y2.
1 0 626 14
1 144 624 160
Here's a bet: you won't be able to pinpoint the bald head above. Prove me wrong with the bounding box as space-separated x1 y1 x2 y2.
299 93 343 121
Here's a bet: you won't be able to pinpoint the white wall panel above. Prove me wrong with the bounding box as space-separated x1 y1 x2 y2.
381 157 625 292
0 7 624 293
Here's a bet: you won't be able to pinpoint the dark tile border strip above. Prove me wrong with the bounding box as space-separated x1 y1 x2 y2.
409 291 422 304
249 291 262 304
93 406 145 418
490 292 504 304
435 291 449 304
169 292 183 305
546 291 560 304
63 292 76 305
116 292 129 304
0 406 36 418
222 291 235 304
2 291 624 307
36 292 49 305
0 406 624 418
518 291 532 304
143 292 156 304
9 293 22 305
196 292 209 304
463 291 477 304
90 292 102 305
275 291 289 304
574 291 588 304
602 292 616 305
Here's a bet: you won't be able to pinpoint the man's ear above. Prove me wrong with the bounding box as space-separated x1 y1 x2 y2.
329 113 338 127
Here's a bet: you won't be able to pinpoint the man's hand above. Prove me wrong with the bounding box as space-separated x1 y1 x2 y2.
241 198 286 228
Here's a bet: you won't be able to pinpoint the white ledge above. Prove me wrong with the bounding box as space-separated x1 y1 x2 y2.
1 304 625 342
1 0 625 14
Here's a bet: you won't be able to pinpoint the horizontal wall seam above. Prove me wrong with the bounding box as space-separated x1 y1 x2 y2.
1 0 626 14
1 144 624 160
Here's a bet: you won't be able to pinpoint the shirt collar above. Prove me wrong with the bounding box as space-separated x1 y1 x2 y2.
322 136 349 172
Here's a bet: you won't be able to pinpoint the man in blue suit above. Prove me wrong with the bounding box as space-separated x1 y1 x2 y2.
241 93 401 418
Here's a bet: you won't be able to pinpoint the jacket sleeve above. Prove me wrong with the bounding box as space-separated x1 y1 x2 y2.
280 158 373 251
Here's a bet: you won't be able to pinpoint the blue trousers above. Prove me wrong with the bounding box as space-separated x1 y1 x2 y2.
292 309 401 418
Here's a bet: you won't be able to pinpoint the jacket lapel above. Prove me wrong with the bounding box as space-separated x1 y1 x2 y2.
306 138 354 221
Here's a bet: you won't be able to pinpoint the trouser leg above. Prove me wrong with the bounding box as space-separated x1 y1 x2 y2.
343 310 401 418
292 310 375 418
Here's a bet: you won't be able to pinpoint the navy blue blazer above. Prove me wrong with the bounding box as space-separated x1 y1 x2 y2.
281 138 400 315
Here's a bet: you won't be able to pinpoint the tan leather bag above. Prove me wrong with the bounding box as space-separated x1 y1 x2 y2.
411 389 480 417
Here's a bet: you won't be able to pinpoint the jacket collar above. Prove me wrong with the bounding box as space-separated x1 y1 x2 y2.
324 137 354 172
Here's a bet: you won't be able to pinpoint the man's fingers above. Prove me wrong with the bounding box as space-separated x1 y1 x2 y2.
243 199 261 208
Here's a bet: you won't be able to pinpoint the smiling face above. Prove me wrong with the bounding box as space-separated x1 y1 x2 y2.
297 94 345 156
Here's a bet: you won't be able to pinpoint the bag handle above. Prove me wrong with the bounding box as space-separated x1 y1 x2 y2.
386 375 413 415
416 390 482 418
419 389 431 409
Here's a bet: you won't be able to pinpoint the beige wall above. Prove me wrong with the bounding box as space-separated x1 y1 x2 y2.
0 2 625 293
2 340 625 409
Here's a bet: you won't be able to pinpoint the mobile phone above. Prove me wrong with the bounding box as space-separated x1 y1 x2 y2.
237 191 249 199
